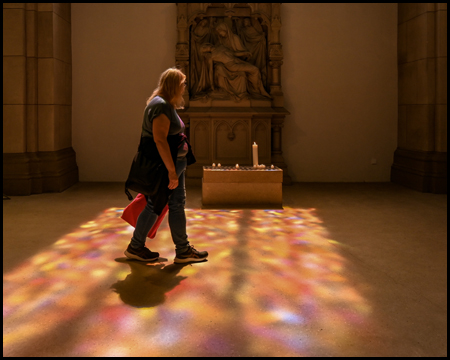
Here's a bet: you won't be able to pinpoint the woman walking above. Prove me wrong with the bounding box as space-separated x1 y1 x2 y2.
125 68 208 264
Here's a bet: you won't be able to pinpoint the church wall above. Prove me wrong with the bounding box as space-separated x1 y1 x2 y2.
391 3 447 193
282 3 398 182
71 3 398 182
71 3 177 182
3 3 78 195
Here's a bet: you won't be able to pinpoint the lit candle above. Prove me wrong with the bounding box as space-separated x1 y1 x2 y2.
252 142 258 166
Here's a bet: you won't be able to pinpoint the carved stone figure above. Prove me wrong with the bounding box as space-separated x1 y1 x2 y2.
235 17 267 85
190 18 216 95
200 42 271 100
191 20 270 101
215 21 248 54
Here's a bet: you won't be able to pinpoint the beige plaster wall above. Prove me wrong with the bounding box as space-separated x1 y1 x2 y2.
71 3 398 182
282 3 398 182
71 3 177 181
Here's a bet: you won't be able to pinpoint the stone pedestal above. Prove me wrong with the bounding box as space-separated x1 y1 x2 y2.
3 148 79 196
202 165 283 208
180 106 292 186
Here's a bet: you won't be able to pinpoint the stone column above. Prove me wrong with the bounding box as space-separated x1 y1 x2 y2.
391 3 447 193
176 3 190 107
271 115 292 185
3 3 78 195
268 4 291 185
268 3 284 108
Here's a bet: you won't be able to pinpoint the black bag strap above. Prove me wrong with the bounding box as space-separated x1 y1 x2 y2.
125 188 134 201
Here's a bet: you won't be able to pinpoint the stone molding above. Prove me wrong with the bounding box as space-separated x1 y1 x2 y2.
391 148 447 193
3 148 79 196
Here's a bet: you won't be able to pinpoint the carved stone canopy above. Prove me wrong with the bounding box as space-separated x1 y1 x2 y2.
176 3 285 108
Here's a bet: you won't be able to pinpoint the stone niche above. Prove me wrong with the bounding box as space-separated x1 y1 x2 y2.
175 3 292 185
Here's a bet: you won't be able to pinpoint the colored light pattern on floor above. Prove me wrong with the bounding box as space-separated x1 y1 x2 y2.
3 207 371 357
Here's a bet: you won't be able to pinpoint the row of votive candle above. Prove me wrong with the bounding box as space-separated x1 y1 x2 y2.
210 142 264 168
209 141 272 169
211 163 274 169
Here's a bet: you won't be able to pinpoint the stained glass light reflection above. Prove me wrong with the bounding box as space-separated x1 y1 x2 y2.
3 207 371 356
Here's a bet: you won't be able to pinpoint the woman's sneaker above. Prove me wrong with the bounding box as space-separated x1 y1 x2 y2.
124 244 159 261
174 245 208 263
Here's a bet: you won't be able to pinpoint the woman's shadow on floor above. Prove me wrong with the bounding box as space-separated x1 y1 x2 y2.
111 258 196 308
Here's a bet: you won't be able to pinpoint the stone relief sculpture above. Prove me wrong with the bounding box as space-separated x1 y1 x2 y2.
199 42 271 101
176 4 292 185
190 16 270 101
190 18 216 95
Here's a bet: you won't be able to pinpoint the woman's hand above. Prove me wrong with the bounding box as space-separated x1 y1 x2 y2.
168 170 179 190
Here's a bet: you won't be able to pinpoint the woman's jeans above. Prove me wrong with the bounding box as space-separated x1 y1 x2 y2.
130 157 190 255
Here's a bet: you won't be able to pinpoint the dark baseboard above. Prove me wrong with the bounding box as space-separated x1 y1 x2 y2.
3 147 79 196
391 148 447 194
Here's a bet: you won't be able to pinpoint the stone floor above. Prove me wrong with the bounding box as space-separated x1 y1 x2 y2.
3 182 447 357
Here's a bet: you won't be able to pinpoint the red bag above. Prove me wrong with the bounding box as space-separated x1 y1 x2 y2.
121 193 168 239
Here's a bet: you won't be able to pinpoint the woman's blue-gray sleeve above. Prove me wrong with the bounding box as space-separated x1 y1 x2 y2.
149 103 163 122
149 102 172 123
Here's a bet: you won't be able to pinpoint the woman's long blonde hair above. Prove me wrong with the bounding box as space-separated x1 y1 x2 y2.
146 67 186 109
